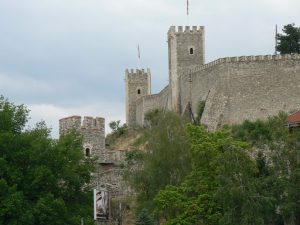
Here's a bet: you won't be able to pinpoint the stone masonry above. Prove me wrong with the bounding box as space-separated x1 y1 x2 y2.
59 116 106 161
125 68 151 127
59 116 130 197
125 25 300 129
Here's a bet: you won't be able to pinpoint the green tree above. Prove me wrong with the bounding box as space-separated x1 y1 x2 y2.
154 125 251 225
155 124 279 225
231 114 300 225
135 208 154 225
126 111 191 211
0 96 95 225
109 120 121 132
277 23 300 54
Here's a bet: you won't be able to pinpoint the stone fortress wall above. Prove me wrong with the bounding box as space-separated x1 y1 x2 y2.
59 116 106 161
181 54 300 129
125 25 300 129
59 116 129 197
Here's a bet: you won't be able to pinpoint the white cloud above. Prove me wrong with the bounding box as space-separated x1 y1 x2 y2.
0 72 52 93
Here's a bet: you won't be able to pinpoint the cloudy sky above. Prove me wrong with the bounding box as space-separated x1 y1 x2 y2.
0 0 299 138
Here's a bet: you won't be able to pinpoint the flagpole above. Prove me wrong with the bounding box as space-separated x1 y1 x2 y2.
275 24 278 55
137 44 141 69
186 0 190 25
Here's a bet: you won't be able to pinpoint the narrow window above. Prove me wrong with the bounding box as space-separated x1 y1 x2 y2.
137 89 141 94
189 48 194 55
85 148 90 157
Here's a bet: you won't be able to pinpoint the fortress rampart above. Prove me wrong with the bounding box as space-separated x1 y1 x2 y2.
181 53 300 129
128 52 300 129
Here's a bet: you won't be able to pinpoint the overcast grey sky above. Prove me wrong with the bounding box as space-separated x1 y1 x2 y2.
0 0 299 138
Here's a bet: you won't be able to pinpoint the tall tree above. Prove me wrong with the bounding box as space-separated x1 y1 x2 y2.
277 23 300 54
125 110 191 212
0 96 95 225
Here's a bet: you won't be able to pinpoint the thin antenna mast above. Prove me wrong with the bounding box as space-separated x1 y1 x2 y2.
275 24 278 55
137 44 141 69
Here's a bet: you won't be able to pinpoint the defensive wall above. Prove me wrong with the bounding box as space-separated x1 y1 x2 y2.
181 53 300 129
132 54 300 129
135 85 170 125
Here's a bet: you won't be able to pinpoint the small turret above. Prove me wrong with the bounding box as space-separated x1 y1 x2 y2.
59 115 105 160
125 68 151 126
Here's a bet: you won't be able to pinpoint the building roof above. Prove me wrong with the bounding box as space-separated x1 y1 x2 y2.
286 110 300 126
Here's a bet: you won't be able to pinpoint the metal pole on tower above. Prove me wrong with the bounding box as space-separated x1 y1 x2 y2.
137 44 141 69
275 24 278 55
186 0 190 25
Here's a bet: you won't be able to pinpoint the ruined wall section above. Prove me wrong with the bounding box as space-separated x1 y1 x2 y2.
59 116 107 162
59 115 81 135
196 54 300 129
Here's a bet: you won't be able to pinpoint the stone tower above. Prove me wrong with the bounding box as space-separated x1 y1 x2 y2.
168 26 205 113
125 68 151 126
59 116 107 161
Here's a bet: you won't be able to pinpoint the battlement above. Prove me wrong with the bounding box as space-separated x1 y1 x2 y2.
82 116 105 130
125 68 151 80
59 115 105 136
168 26 205 35
186 53 300 75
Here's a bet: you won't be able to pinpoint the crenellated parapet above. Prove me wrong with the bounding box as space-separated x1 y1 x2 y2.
59 115 105 136
81 116 105 130
59 116 81 136
125 68 151 80
182 53 300 77
168 25 205 36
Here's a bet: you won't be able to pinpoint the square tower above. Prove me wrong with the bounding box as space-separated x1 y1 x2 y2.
125 68 151 126
168 26 205 113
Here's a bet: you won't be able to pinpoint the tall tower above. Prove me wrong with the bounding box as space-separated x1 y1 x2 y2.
125 68 151 126
168 26 205 113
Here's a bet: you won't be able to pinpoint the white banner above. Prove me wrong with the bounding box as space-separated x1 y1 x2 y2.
93 188 109 220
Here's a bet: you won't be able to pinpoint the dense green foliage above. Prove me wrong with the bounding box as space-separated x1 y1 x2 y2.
0 96 95 225
277 23 300 54
135 208 154 225
125 111 191 214
128 109 300 225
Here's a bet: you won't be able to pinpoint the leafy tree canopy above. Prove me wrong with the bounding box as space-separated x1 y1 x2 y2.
135 208 154 225
0 96 95 225
125 110 191 212
155 113 300 225
277 23 300 54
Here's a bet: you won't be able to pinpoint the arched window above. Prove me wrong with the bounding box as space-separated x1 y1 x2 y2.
137 89 141 94
85 148 91 157
189 48 194 55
